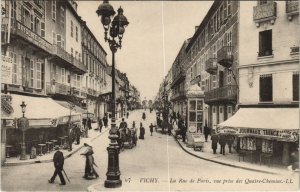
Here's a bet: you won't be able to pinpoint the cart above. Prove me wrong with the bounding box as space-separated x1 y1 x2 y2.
193 133 205 151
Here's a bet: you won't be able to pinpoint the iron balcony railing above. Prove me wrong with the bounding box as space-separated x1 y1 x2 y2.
253 2 277 22
286 1 299 15
204 85 238 103
205 58 218 74
46 82 86 97
170 90 185 101
217 46 233 68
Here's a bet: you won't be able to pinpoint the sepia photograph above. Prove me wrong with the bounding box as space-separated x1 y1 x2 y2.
1 0 299 191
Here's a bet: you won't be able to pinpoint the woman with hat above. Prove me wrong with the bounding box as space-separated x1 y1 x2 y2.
80 141 99 179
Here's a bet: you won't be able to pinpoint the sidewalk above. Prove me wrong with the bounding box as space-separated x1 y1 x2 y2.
4 118 121 166
173 133 292 175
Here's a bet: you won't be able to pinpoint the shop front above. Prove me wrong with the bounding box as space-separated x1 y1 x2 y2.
1 94 81 164
217 108 299 165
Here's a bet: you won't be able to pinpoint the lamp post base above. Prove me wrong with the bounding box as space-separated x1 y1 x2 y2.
104 179 122 188
20 143 27 160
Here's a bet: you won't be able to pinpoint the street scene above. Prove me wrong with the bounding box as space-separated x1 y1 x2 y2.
1 0 299 191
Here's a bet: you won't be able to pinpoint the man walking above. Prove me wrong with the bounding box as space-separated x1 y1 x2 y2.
87 118 92 130
149 123 154 136
48 146 66 185
211 131 219 154
98 117 103 132
219 134 226 155
204 124 210 142
103 115 108 128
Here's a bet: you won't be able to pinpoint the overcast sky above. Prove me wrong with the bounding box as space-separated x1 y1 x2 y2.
77 1 213 101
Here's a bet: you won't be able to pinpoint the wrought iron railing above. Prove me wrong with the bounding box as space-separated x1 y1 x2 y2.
204 85 238 103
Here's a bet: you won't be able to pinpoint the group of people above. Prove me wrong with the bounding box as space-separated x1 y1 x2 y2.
48 141 98 185
211 132 235 155
95 114 109 132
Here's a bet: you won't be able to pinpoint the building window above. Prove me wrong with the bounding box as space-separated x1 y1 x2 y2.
71 20 73 37
293 73 299 101
212 106 216 113
30 14 34 30
30 60 34 88
41 22 45 38
259 74 273 102
227 70 232 84
52 0 56 21
219 106 223 113
36 62 42 89
76 26 78 42
259 30 272 57
228 106 232 114
60 7 65 28
212 75 217 89
10 52 18 84
61 68 65 84
227 0 232 16
258 0 268 5
57 34 62 47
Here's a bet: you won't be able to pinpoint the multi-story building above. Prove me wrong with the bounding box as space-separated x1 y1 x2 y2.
81 20 108 119
185 0 238 130
218 0 299 165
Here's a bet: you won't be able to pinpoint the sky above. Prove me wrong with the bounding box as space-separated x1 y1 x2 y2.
77 1 213 101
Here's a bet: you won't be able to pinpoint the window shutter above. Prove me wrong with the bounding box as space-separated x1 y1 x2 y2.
41 22 45 38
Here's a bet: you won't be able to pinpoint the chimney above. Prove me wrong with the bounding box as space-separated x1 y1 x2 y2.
195 26 199 32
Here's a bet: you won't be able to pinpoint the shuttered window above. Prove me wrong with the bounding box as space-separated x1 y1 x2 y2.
259 74 273 102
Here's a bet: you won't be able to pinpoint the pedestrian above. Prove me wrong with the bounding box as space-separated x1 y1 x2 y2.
149 123 154 136
211 131 219 154
75 124 81 145
142 112 146 121
181 121 187 142
81 142 99 179
219 134 226 155
226 135 235 153
139 122 145 139
87 118 92 130
82 118 87 130
204 124 210 142
68 126 73 152
103 115 108 128
289 147 299 171
126 112 129 119
48 146 66 185
119 118 128 129
98 117 103 132
167 121 173 136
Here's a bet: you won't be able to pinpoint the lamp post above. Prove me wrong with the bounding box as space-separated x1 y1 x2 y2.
18 101 29 160
96 0 129 188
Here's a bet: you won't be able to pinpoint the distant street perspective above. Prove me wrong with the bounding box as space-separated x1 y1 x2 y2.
1 0 299 191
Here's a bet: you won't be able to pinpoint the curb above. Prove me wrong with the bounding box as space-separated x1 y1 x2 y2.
4 128 110 167
172 134 279 175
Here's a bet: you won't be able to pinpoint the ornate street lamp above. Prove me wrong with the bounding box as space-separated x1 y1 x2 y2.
18 101 29 160
96 0 129 188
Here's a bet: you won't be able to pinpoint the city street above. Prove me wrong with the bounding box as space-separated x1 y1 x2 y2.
2 110 298 191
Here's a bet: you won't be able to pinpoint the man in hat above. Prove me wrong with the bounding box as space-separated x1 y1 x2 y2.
81 142 99 179
48 146 66 185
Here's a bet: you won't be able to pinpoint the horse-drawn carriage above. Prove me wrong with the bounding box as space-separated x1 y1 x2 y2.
118 127 137 150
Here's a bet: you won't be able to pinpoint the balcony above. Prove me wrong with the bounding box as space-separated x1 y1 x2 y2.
286 1 299 20
10 20 52 55
253 2 277 25
217 46 233 68
291 46 299 55
50 45 87 75
204 85 238 103
205 58 218 74
171 70 186 89
170 90 186 101
46 82 69 95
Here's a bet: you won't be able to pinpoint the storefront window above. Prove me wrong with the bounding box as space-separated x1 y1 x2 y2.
189 112 196 121
197 100 203 110
240 137 257 151
189 100 196 110
262 140 273 153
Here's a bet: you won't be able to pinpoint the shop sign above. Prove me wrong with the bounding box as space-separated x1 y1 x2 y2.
217 127 299 141
1 55 12 84
16 21 52 52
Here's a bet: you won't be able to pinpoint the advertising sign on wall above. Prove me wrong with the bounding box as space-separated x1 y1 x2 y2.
1 55 12 84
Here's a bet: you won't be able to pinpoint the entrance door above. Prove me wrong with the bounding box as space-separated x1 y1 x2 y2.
219 106 224 123
212 106 217 129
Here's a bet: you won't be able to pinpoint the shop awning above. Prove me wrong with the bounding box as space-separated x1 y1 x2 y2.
2 94 81 128
217 108 299 142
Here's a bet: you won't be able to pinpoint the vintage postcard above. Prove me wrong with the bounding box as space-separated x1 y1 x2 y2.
1 0 299 191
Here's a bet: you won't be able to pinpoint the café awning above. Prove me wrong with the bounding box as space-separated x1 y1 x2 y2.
216 108 299 142
55 100 86 114
2 94 81 128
